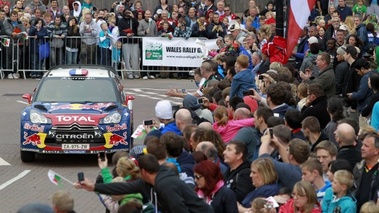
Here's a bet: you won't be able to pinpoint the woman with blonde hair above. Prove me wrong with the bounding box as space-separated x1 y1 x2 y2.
279 181 321 213
344 16 356 35
258 24 271 49
238 158 280 213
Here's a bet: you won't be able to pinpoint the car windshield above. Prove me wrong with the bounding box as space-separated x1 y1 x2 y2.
33 78 119 103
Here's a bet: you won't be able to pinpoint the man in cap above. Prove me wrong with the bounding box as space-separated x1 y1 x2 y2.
146 100 182 137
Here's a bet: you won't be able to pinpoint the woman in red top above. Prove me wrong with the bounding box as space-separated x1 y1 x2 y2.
279 181 321 213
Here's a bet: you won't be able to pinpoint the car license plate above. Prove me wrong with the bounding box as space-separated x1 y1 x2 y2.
62 144 90 150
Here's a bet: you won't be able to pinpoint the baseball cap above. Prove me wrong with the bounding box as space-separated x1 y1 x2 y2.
341 45 358 57
336 46 346 56
228 21 241 32
307 36 318 44
155 100 173 119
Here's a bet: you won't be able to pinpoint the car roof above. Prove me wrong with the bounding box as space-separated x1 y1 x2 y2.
45 65 118 78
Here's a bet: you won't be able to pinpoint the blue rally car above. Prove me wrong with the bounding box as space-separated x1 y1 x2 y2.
20 66 134 162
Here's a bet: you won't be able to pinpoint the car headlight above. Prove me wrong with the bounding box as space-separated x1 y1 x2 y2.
30 109 51 124
101 112 121 124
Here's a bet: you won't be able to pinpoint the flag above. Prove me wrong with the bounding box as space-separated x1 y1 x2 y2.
48 169 62 186
2 38 10 47
286 0 317 58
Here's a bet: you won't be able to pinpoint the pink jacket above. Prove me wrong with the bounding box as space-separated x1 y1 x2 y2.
212 118 254 143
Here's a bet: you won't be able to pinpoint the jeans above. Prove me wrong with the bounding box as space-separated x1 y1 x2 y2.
66 50 78 65
30 52 43 76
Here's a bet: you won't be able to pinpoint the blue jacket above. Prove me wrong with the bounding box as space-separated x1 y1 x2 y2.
161 121 182 135
241 183 280 208
356 23 368 47
351 71 373 112
230 69 255 98
321 187 356 213
272 103 292 119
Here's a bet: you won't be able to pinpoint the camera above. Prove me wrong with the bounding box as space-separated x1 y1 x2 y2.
197 98 204 105
258 75 264 80
242 90 254 96
144 119 153 126
77 172 84 182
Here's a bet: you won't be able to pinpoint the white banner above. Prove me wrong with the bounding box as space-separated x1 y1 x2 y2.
142 37 218 67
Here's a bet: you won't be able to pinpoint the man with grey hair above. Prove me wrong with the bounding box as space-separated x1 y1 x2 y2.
354 14 368 48
251 51 263 76
79 12 98 64
195 141 228 174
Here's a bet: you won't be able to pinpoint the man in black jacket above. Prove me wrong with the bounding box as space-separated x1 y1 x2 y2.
75 154 214 213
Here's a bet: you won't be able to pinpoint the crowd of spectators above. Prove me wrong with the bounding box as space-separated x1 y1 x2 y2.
0 0 275 80
12 0 379 212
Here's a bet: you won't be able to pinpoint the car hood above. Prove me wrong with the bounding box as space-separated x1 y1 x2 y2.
30 102 122 125
32 102 119 113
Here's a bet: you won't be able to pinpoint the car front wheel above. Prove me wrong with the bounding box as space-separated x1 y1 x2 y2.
20 150 35 162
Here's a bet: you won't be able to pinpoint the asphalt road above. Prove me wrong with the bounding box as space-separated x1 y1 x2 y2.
0 78 195 212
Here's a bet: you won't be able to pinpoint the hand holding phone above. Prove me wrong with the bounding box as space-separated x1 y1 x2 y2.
99 152 106 161
197 98 204 105
78 172 84 182
144 119 153 126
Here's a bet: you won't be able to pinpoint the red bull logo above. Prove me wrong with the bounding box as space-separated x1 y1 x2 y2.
23 132 47 148
24 123 45 132
104 132 128 148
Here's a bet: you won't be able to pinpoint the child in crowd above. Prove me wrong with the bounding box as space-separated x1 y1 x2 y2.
264 11 275 25
360 201 379 213
300 158 331 203
219 34 239 57
212 105 254 143
321 170 356 213
99 22 111 66
158 21 172 36
352 0 366 18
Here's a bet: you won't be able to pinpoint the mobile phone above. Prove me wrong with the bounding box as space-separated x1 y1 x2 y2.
77 172 84 182
269 128 274 138
99 152 106 161
197 98 204 104
243 90 254 96
144 119 153 126
259 75 264 80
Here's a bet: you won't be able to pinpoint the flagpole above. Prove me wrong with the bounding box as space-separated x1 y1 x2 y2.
49 170 75 185
276 0 284 37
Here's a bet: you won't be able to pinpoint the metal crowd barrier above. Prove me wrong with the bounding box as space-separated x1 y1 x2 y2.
0 35 208 80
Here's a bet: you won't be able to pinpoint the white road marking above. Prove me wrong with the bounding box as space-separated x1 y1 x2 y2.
0 170 31 191
0 158 10 166
17 100 28 105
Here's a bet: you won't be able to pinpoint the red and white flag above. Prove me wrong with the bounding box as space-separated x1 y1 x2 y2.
286 0 317 58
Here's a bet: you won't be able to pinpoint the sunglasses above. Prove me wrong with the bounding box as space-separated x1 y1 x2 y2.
194 175 203 180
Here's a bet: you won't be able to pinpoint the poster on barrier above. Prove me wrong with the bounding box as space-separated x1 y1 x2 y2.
142 37 218 67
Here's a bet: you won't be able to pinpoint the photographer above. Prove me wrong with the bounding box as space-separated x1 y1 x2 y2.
206 12 226 39
119 9 140 79
173 17 192 39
